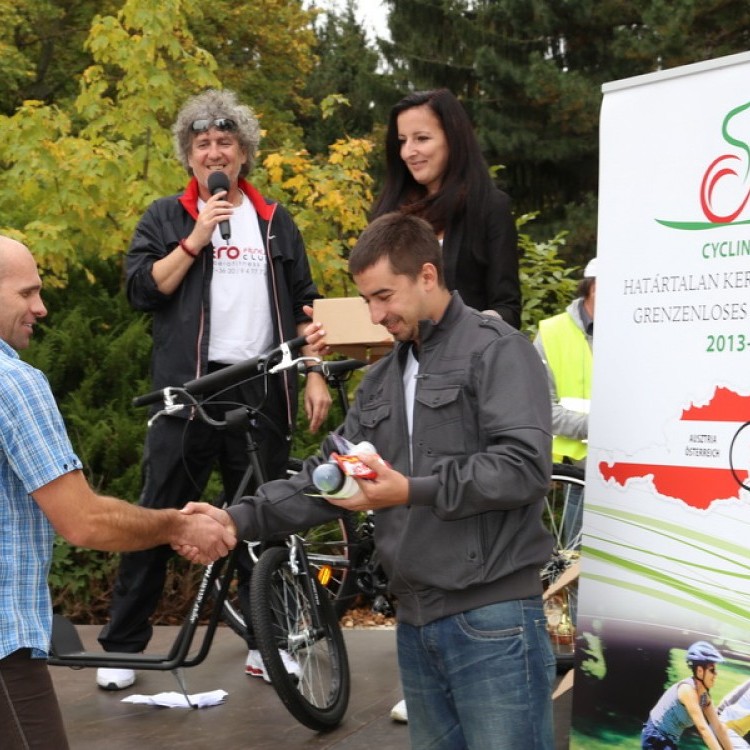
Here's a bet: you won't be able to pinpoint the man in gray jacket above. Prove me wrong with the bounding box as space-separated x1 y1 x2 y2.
181 212 556 749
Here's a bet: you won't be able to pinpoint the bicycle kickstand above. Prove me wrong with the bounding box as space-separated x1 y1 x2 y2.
171 667 197 709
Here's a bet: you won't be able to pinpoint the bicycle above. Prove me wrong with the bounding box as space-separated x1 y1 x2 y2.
285 360 393 622
541 462 585 670
216 358 370 631
49 335 351 731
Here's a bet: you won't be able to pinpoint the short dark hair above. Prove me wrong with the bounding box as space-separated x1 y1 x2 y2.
576 277 596 300
173 89 261 178
349 212 445 285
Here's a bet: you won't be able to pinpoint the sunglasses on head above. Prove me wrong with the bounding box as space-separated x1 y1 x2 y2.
190 117 237 133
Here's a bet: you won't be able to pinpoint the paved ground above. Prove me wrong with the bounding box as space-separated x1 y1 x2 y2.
52 625 572 749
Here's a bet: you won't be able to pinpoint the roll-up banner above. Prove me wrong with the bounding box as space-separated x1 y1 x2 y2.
572 51 750 748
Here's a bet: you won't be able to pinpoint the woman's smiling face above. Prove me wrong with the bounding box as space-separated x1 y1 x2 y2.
397 104 450 195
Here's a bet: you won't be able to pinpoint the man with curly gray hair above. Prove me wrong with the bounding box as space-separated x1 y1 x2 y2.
96 88 331 690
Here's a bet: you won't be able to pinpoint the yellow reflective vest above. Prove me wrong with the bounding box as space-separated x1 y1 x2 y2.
538 311 592 463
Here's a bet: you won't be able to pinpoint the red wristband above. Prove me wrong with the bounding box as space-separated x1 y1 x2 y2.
178 239 198 258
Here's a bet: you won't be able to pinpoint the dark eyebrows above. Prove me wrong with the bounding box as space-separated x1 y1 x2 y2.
359 286 392 303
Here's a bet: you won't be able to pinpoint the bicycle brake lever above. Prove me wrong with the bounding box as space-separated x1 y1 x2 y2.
268 350 321 375
146 387 189 426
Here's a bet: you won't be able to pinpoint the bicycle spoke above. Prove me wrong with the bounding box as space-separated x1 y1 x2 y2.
542 464 585 669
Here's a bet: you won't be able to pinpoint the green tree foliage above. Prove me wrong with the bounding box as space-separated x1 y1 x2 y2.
0 0 220 282
189 0 318 148
301 1 397 156
0 0 121 113
516 214 578 336
257 128 375 297
0 0 322 281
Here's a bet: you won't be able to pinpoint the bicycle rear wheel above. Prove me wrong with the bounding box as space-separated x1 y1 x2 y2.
301 512 361 617
283 458 361 615
250 545 350 731
541 463 585 670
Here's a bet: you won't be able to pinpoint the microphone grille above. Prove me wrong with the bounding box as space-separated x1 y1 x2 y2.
207 171 230 194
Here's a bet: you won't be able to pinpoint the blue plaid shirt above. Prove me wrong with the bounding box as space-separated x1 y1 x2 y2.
0 339 81 659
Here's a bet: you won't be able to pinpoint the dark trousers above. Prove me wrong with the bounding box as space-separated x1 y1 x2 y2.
98 372 290 653
0 649 70 749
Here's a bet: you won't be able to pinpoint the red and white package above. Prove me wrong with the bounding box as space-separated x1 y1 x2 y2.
330 452 378 480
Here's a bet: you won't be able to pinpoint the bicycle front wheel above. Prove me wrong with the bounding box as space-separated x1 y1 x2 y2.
215 458 299 641
250 545 350 731
541 463 585 670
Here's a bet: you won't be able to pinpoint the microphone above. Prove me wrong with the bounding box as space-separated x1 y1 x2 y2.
207 171 231 241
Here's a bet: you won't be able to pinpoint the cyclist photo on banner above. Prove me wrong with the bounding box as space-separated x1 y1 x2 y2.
642 641 734 750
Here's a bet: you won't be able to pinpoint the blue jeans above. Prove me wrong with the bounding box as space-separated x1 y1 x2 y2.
641 719 678 749
397 597 556 750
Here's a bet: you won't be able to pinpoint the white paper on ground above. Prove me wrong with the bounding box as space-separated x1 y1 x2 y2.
121 689 228 708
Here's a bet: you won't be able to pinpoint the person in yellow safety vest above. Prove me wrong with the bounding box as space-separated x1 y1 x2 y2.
533 257 596 469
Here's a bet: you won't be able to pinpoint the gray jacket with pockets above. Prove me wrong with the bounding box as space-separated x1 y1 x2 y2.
227 293 553 627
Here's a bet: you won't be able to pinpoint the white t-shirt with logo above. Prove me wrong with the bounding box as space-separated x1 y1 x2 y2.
199 194 273 364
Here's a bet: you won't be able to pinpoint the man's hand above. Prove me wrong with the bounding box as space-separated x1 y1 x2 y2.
304 373 332 432
299 304 332 432
192 190 234 249
301 304 330 357
172 503 237 564
323 452 409 511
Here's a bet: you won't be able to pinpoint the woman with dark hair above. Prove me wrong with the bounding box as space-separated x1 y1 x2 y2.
371 88 521 329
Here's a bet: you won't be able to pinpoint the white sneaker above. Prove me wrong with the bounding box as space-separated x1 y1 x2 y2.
96 667 136 690
390 698 408 723
245 649 301 682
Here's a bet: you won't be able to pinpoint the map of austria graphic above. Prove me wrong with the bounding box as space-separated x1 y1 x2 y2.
597 386 750 509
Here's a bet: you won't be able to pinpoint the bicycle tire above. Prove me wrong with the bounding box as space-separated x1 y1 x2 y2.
215 541 262 641
250 545 350 731
541 463 585 670
214 455 300 640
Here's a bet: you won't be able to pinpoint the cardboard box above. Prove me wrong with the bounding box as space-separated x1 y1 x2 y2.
313 297 394 361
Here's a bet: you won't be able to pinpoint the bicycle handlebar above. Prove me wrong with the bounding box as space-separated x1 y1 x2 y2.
132 334 311 408
307 359 368 377
132 387 175 409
